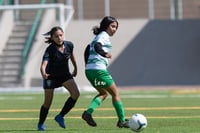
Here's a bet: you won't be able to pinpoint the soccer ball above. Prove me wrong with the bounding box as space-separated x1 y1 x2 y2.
128 113 147 132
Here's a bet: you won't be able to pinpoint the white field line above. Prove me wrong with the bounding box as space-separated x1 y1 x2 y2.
0 96 34 100
85 94 200 99
1 93 200 101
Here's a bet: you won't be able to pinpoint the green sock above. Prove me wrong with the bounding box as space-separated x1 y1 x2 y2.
113 101 125 122
86 97 102 114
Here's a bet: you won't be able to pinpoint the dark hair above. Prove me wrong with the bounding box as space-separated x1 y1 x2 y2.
43 26 64 44
93 16 118 35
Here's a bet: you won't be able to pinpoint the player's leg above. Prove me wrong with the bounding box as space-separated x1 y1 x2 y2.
38 89 54 130
82 87 108 127
60 79 80 115
105 83 129 128
55 79 80 128
86 87 108 114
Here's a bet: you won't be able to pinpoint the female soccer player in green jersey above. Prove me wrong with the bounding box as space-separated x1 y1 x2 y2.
82 16 129 128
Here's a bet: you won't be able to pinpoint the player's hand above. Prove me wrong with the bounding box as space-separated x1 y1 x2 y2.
72 69 77 77
105 53 112 58
42 73 50 79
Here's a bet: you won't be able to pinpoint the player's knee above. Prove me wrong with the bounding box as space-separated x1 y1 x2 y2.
99 93 108 100
71 91 80 100
112 95 121 102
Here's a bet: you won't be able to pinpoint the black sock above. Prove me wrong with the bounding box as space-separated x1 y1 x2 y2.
59 97 77 117
38 105 49 124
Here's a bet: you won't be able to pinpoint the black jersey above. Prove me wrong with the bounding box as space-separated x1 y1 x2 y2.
43 41 73 78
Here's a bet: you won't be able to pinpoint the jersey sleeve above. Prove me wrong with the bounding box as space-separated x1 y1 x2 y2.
42 48 50 61
65 41 74 53
96 35 105 45
84 44 90 64
94 42 107 57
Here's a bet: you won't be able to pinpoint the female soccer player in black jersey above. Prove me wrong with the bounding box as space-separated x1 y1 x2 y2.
37 26 80 131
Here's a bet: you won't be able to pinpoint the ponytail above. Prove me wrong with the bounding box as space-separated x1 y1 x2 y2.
92 26 101 35
43 26 64 44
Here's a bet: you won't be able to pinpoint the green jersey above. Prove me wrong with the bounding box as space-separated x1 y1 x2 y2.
85 31 112 70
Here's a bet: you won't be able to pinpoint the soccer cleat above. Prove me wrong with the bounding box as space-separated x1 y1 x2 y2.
38 123 45 131
117 119 130 128
82 111 97 127
55 114 66 128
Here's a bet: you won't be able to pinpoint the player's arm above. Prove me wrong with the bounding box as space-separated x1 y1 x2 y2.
40 60 49 79
84 44 90 64
94 42 112 58
70 53 78 77
40 50 50 79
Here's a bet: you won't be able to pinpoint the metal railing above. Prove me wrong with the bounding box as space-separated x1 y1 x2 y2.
75 0 183 20
0 4 74 31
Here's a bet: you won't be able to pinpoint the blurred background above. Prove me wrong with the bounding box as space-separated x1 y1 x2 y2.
0 0 200 91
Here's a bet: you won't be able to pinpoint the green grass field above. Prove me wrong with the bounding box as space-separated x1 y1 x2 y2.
0 88 200 133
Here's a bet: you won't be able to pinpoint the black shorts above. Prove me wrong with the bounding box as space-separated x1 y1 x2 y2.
43 74 73 89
